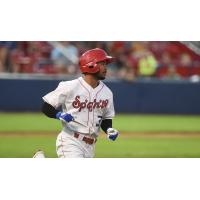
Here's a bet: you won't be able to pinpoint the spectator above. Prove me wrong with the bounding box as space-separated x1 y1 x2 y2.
0 42 8 72
137 51 158 77
51 41 78 74
161 64 181 80
33 42 55 74
159 52 173 67
118 67 136 82
178 53 192 67
0 42 16 72
10 42 35 73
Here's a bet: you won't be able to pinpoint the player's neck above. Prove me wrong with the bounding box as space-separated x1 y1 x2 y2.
83 75 99 89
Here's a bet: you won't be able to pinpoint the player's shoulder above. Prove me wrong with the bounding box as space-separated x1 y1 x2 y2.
102 82 113 95
57 78 79 87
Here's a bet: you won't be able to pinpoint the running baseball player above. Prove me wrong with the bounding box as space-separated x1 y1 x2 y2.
41 48 119 158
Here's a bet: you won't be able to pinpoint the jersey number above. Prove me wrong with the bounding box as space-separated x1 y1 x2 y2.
96 116 102 127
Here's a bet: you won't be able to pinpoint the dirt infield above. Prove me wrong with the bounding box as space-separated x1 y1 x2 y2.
1 131 200 138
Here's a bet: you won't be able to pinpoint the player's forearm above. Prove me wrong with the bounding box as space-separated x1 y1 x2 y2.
41 101 60 118
101 119 112 133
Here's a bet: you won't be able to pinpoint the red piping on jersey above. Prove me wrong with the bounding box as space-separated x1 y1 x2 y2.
60 135 65 158
92 84 105 127
78 79 91 127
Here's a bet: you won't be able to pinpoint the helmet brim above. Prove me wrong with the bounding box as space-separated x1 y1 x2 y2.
104 56 116 64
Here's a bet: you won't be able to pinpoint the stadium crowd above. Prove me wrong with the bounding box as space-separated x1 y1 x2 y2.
0 41 200 81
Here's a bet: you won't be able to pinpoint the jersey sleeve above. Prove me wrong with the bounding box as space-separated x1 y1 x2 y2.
103 93 115 119
42 81 67 109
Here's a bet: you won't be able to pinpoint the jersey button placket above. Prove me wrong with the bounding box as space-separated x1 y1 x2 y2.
87 89 92 135
91 91 98 135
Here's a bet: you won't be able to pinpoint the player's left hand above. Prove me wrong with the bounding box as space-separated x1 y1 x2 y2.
107 128 119 141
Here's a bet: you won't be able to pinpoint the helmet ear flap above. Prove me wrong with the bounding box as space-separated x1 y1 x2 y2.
84 62 99 73
85 61 97 68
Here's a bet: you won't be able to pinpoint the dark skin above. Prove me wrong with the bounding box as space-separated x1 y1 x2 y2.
83 61 107 89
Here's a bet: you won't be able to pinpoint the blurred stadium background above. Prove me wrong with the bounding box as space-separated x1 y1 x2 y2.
0 41 200 157
1 41 200 80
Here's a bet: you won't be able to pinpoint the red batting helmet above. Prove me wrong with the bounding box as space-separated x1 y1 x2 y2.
79 48 115 73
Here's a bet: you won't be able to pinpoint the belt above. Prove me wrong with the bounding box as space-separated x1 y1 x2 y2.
74 132 97 145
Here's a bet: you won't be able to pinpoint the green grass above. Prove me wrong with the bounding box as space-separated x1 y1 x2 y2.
0 113 61 132
114 114 200 132
0 113 200 132
1 135 200 158
96 138 200 158
0 112 200 158
0 135 57 158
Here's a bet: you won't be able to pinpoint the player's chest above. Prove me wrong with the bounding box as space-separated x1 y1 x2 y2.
67 90 109 112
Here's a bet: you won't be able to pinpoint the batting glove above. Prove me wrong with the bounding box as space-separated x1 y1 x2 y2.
107 128 119 141
56 111 74 123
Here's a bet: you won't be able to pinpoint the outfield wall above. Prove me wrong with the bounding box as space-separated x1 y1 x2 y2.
1 78 200 114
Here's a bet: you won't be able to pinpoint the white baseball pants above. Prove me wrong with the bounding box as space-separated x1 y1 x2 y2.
56 130 96 158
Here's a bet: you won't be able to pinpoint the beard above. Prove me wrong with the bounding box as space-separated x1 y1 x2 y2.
93 71 106 80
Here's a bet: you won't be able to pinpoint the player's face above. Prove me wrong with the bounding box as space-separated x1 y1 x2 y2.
95 61 107 80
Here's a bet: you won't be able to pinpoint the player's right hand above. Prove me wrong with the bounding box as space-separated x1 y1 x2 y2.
56 111 74 123
107 128 119 141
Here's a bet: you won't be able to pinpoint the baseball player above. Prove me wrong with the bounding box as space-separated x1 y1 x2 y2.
41 48 119 158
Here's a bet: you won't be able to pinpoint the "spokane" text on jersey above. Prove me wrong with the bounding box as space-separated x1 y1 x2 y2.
72 96 109 112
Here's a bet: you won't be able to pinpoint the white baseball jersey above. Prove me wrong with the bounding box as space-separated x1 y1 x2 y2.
43 77 115 137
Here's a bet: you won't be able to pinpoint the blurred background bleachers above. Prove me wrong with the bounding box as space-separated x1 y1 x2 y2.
1 41 200 114
1 41 200 81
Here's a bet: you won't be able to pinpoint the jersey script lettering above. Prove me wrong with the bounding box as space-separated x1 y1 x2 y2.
72 96 109 112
